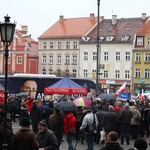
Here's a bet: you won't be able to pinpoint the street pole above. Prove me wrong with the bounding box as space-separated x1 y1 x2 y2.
0 14 16 150
96 0 101 96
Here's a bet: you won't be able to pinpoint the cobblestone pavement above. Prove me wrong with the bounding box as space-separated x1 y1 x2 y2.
12 120 150 150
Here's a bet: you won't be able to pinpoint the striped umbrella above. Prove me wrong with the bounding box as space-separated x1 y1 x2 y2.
73 97 91 107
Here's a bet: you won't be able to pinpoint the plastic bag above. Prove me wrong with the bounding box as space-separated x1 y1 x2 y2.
100 130 106 141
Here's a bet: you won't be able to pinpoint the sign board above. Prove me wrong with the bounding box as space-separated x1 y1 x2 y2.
119 92 131 100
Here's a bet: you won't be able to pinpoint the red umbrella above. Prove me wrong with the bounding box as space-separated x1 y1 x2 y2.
73 97 91 107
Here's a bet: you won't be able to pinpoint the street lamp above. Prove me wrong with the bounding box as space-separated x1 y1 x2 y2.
96 0 101 96
0 14 16 150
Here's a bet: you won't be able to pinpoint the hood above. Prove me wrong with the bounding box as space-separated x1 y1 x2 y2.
65 113 74 120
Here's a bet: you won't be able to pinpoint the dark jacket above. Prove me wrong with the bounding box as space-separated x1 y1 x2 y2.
119 108 133 124
30 104 41 126
102 111 118 134
11 127 39 150
96 110 105 130
36 128 57 150
100 142 124 150
0 124 14 150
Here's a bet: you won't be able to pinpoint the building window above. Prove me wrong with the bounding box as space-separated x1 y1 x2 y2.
145 68 150 78
135 68 140 78
116 52 120 61
66 55 70 64
136 53 141 61
125 52 130 61
92 70 96 78
65 69 69 76
73 55 77 64
137 37 143 46
104 52 108 61
104 71 108 78
148 38 150 45
83 69 88 77
42 68 46 74
115 70 120 78
58 42 62 49
50 42 53 49
42 55 46 64
73 42 78 49
57 69 61 77
125 70 130 79
49 69 53 74
43 42 47 49
93 52 97 61
17 56 22 64
49 55 53 64
66 42 70 49
57 56 61 64
145 53 150 61
72 69 76 77
84 52 88 60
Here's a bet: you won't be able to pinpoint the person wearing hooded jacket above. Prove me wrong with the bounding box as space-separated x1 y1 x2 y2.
100 131 124 150
63 111 76 150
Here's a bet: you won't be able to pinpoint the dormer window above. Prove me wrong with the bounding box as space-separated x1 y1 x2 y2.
106 36 114 41
122 35 130 41
100 36 105 41
137 37 143 46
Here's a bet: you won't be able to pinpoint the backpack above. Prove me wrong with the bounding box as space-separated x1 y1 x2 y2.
85 114 96 133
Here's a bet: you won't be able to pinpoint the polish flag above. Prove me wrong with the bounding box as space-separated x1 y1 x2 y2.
115 82 126 97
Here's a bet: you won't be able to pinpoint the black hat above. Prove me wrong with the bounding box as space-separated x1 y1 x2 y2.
38 120 47 127
22 117 30 126
134 138 147 150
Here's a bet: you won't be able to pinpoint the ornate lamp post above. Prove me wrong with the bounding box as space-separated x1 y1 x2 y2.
96 0 101 96
0 15 16 150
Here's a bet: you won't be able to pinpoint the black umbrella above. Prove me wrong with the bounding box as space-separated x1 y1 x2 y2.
99 93 116 100
54 101 76 112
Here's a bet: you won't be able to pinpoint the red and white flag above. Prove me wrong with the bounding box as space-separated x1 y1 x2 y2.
115 82 126 97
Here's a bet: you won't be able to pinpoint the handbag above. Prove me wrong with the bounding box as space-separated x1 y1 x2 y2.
68 128 76 135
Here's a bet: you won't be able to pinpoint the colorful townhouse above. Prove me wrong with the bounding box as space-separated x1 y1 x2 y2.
132 19 150 95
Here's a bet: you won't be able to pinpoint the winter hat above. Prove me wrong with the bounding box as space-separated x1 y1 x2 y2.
38 120 47 127
22 117 30 126
134 138 147 150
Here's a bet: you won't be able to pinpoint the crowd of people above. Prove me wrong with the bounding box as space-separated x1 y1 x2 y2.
0 95 150 150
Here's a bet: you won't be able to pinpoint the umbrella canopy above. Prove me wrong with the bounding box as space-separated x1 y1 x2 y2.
54 101 76 112
44 76 87 95
99 93 116 100
73 97 91 107
17 92 29 97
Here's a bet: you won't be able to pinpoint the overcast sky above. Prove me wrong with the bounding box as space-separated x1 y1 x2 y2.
0 0 150 41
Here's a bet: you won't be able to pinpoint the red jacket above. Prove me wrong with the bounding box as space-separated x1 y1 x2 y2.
63 113 76 134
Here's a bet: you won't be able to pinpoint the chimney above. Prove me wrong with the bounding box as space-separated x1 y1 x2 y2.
112 15 117 25
142 13 146 20
21 25 28 35
59 15 64 23
90 13 95 21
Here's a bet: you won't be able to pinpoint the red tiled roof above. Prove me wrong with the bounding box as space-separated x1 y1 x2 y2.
88 17 148 43
38 16 97 39
136 20 150 35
